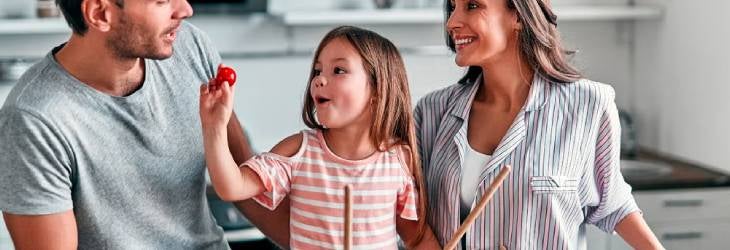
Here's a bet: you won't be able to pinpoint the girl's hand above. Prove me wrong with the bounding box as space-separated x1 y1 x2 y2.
199 78 235 131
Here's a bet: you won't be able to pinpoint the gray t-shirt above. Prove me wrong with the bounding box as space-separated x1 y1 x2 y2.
0 22 229 249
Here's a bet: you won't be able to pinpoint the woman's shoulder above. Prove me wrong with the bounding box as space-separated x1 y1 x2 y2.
551 78 617 108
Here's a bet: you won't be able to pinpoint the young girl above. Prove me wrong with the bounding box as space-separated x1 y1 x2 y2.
199 26 439 249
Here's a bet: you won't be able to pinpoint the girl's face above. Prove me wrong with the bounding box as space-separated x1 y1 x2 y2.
447 0 518 67
310 38 374 129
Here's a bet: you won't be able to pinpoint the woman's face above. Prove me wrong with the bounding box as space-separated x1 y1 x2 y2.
447 0 519 67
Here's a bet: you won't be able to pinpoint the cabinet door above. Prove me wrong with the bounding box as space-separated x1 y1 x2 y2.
633 189 730 224
586 225 610 250
608 221 730 250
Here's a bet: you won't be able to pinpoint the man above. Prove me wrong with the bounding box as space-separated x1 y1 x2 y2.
0 0 283 248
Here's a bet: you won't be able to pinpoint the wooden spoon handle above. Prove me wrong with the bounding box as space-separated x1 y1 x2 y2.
443 165 512 250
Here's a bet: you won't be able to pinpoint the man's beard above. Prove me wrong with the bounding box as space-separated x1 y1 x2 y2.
107 15 173 60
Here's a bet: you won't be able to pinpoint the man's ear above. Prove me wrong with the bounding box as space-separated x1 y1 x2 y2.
82 0 116 33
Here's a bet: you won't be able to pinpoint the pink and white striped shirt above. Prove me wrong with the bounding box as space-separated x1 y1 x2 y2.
244 129 419 250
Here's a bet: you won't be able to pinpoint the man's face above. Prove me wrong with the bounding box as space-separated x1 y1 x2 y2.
107 0 193 60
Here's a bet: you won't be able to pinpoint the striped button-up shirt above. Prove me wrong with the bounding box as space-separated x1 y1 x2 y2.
414 74 640 250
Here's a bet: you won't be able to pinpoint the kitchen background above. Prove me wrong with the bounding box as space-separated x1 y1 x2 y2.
1 0 729 249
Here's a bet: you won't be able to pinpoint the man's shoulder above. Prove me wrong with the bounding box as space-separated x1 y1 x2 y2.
167 21 219 79
2 57 71 118
174 21 214 57
178 21 207 44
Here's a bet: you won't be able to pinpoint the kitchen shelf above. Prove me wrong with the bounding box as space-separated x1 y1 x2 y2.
282 5 663 26
0 5 663 35
0 17 69 35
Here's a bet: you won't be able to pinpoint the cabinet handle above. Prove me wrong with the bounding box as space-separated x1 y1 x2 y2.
663 199 703 207
662 232 703 241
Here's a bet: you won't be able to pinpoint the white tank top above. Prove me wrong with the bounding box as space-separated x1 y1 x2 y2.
460 143 492 220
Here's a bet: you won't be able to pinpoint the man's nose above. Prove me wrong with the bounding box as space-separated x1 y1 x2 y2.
173 0 194 19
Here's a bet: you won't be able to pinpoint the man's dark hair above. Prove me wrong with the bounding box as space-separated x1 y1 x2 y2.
56 0 124 35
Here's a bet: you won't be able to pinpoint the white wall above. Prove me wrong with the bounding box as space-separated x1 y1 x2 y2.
633 0 730 172
0 216 11 250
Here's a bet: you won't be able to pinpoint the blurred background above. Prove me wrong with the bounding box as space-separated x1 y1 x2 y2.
1 0 729 249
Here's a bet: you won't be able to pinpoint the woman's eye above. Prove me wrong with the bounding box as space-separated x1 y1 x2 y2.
334 67 346 74
313 69 321 76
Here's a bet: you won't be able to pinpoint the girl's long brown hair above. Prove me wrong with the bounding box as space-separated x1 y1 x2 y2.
445 0 582 84
302 26 428 246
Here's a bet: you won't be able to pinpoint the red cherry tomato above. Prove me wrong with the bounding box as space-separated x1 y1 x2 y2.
215 65 237 86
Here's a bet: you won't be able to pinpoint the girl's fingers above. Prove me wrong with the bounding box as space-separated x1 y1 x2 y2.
221 81 232 97
200 83 209 96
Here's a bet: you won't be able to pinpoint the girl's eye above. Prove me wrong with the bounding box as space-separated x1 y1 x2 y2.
448 2 455 12
157 0 170 5
334 67 346 74
313 69 321 76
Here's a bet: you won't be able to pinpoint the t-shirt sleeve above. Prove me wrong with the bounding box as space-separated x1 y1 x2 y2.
0 108 74 215
180 21 222 81
242 153 294 210
397 175 419 221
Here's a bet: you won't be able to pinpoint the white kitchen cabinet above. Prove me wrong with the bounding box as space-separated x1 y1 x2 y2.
608 221 730 250
586 226 610 250
635 188 730 223
604 188 730 250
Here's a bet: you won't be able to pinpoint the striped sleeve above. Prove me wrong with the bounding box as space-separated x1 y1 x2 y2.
396 175 419 221
243 153 294 210
585 88 641 233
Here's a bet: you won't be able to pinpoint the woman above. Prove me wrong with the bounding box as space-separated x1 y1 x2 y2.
413 0 663 249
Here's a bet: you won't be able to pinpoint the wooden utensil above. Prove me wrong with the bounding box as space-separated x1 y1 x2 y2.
344 184 353 250
443 165 512 250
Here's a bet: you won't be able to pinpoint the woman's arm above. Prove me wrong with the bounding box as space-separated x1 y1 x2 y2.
615 212 665 250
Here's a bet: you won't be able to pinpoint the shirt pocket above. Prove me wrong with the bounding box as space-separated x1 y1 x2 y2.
530 175 579 194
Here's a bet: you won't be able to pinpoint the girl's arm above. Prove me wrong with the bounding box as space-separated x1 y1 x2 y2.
203 125 265 202
200 80 265 201
396 218 441 250
395 145 442 249
615 212 665 250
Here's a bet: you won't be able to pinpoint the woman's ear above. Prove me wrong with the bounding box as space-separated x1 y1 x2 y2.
513 11 522 31
83 0 115 32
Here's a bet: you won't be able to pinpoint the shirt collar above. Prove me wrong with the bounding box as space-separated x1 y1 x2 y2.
449 72 550 120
